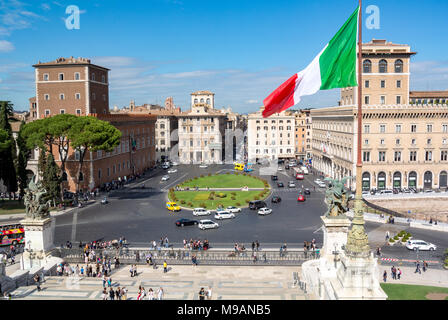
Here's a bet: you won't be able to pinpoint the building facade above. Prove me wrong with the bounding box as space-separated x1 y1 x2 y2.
178 91 226 164
312 40 448 191
247 108 296 163
291 109 313 162
31 57 156 192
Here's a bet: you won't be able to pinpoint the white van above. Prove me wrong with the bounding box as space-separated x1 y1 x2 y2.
300 166 309 174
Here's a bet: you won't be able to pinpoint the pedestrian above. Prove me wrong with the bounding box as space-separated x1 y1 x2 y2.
122 287 128 300
33 273 41 291
109 287 115 300
199 287 206 300
397 268 402 280
129 265 134 277
116 287 121 300
383 270 387 282
102 275 107 287
253 252 258 263
163 260 168 273
133 264 138 277
157 287 164 300
385 231 390 241
148 288 154 300
192 254 198 266
415 262 421 274
207 286 213 300
107 277 112 287
391 266 396 280
102 288 108 300
256 240 260 251
423 261 428 272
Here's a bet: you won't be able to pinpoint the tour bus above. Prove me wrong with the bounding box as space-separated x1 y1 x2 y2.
0 224 25 246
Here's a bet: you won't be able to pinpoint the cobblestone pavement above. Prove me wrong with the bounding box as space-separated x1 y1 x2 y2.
9 265 308 300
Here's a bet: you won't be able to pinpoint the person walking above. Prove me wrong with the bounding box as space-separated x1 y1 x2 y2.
157 287 164 300
207 286 213 300
397 268 402 280
256 240 260 251
121 287 128 300
109 287 115 300
33 274 41 292
423 261 428 272
383 270 387 282
415 261 421 274
163 260 168 273
148 288 154 300
102 288 108 300
198 288 206 300
102 275 107 287
385 231 390 241
192 254 198 266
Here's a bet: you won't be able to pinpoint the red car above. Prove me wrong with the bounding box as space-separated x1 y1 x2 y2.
296 173 304 180
297 195 306 202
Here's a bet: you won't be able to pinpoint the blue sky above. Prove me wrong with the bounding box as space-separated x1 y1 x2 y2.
1 0 447 113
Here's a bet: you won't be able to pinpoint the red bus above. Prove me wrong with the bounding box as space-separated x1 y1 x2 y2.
0 224 25 246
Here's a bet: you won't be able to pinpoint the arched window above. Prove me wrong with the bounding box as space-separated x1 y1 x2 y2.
363 60 372 73
379 59 388 73
393 172 402 189
439 171 447 188
194 99 198 104
362 172 371 191
200 98 204 103
377 172 386 190
424 171 433 189
408 171 417 188
395 59 403 73
206 98 211 105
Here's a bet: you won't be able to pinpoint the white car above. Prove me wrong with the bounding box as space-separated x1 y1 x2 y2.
199 164 208 168
278 167 283 171
193 208 211 216
314 179 322 184
288 181 296 188
226 206 241 213
198 219 219 230
406 240 437 251
171 161 179 166
167 169 177 174
317 182 326 188
301 167 309 174
161 175 170 181
258 207 272 216
214 211 235 220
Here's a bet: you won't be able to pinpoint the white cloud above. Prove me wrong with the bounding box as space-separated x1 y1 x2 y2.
411 60 448 91
246 100 258 104
41 3 51 11
0 0 45 35
0 40 14 52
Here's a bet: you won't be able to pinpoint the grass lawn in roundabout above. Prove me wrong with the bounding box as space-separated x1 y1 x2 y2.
170 173 270 209
380 283 448 300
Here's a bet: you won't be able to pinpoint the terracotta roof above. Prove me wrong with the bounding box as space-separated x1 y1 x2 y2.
33 57 109 71
410 91 448 98
191 90 214 95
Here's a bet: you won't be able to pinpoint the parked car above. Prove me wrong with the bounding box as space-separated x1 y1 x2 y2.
381 189 393 195
406 240 437 251
304 188 311 195
249 200 267 210
271 196 282 203
214 211 235 220
226 206 241 213
288 181 296 188
175 218 198 227
258 207 272 216
161 175 170 181
271 175 278 181
362 191 369 195
297 195 306 202
167 169 177 174
198 220 219 230
193 208 211 216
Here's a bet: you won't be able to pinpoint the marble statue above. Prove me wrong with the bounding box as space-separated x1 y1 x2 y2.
24 177 51 220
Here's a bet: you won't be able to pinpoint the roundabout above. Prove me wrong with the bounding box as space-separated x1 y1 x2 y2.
168 172 271 209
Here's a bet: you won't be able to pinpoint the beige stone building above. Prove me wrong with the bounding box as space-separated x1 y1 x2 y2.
290 109 313 162
177 91 227 164
312 40 448 191
247 107 296 163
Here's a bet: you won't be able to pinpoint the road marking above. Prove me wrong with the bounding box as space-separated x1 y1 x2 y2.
162 173 188 191
71 211 78 242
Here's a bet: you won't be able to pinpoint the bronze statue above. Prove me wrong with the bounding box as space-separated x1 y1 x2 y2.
24 176 51 220
324 177 352 217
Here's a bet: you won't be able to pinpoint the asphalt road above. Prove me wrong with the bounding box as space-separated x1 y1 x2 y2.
49 164 448 264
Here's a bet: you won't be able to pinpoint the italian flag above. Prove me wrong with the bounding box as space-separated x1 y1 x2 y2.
262 7 359 118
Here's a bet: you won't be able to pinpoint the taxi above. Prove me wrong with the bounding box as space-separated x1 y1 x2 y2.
166 202 181 212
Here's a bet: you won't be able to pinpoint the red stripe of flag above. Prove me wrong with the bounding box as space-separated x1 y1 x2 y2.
262 73 298 118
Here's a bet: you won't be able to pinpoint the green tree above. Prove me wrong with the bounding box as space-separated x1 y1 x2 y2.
0 101 17 193
70 116 122 192
0 128 12 152
42 153 61 205
16 121 31 198
38 148 47 178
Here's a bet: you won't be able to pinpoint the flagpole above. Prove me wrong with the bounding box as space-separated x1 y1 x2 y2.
356 0 363 198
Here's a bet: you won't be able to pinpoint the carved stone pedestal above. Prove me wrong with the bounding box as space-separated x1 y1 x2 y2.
321 215 351 264
20 218 54 270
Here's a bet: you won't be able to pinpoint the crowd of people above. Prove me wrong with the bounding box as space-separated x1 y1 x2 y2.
182 238 210 250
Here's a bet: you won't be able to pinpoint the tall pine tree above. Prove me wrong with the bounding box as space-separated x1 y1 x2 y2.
42 153 60 205
16 121 31 198
0 101 17 193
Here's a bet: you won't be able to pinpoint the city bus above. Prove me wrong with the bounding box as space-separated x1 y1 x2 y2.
0 224 25 246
